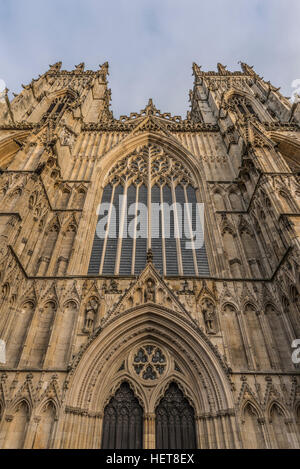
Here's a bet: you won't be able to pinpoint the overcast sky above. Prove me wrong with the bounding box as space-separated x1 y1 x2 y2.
0 0 299 117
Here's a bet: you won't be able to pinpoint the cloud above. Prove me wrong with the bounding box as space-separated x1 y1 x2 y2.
0 0 299 117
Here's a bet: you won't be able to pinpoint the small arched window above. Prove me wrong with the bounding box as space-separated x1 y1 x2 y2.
230 95 260 122
40 92 74 125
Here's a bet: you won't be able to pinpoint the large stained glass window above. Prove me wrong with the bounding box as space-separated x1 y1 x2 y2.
88 144 209 276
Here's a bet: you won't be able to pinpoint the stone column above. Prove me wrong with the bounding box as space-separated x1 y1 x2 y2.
144 413 156 449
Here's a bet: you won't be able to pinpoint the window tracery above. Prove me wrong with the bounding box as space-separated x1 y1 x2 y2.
133 345 166 380
88 144 210 276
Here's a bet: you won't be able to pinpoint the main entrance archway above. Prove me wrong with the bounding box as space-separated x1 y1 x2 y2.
61 304 237 448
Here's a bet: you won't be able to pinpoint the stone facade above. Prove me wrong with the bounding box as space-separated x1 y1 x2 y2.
0 61 299 448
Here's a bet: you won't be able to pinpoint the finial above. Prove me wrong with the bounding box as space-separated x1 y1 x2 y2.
75 62 85 72
239 62 255 76
99 62 109 74
217 63 227 74
48 61 62 72
147 248 154 263
145 98 156 115
192 62 201 75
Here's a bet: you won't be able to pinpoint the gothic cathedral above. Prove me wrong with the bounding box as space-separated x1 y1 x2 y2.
0 61 299 449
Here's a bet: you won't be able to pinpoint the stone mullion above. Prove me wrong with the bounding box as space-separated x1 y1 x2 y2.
99 185 115 274
160 185 167 276
183 186 199 275
114 183 128 275
148 151 151 251
131 185 139 275
144 413 155 449
171 181 183 276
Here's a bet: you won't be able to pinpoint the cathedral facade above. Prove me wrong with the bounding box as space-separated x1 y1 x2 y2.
0 61 299 449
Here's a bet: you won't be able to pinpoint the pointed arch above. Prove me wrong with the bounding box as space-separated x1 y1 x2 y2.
3 399 30 449
62 304 236 448
224 88 269 122
155 381 197 449
268 401 290 449
32 400 57 449
240 401 265 448
101 381 143 449
83 133 212 277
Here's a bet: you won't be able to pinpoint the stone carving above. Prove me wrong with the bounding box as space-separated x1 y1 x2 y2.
83 297 99 333
202 298 217 334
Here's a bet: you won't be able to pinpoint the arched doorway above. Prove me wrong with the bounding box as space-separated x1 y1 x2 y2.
101 382 143 449
155 382 197 449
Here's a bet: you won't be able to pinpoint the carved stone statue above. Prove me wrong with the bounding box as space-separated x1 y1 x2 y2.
83 298 99 333
144 279 155 303
202 298 217 334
